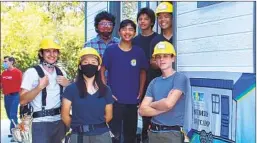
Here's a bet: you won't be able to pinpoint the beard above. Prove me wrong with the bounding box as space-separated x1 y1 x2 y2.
99 31 112 40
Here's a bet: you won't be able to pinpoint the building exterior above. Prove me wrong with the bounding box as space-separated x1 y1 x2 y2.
84 2 256 143
175 2 255 73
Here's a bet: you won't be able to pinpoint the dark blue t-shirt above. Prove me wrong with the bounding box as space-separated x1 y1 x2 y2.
132 32 158 85
103 44 149 104
132 32 158 61
62 83 114 135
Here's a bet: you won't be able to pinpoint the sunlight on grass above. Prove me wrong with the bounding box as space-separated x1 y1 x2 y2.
1 95 8 120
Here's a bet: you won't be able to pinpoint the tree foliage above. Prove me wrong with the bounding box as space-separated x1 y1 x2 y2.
1 2 85 79
121 2 137 23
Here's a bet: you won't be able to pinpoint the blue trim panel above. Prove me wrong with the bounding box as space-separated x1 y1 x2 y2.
173 1 177 70
197 2 222 8
232 73 256 100
109 2 120 38
84 1 87 42
137 2 141 34
146 1 149 7
253 2 256 73
190 78 233 89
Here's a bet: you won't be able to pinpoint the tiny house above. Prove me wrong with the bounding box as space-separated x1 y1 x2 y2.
183 72 255 143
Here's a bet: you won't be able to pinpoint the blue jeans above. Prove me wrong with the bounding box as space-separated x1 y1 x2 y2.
4 92 19 134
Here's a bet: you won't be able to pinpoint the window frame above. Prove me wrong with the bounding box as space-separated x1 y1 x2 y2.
212 94 220 114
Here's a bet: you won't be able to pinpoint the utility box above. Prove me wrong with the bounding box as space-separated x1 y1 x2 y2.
183 72 255 143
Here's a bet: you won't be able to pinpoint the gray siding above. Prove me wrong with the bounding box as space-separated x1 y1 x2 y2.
86 2 108 41
176 2 254 73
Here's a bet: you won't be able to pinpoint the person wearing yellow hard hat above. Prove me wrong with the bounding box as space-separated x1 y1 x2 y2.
61 47 114 143
19 36 70 143
139 41 188 143
148 2 174 85
37 36 61 67
155 2 173 41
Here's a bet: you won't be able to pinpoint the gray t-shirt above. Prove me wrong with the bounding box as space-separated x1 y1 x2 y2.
146 72 188 126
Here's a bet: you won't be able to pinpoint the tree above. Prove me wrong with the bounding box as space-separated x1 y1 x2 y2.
1 2 85 79
121 2 137 23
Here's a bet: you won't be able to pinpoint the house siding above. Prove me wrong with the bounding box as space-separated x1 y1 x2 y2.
176 2 254 73
86 2 108 41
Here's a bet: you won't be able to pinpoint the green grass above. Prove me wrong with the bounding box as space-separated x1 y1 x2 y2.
1 94 21 120
1 94 8 120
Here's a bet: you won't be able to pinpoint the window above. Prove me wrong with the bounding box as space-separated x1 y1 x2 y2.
212 94 220 114
121 1 137 21
197 2 222 8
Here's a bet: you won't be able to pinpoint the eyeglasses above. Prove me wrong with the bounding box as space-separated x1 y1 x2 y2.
98 22 113 27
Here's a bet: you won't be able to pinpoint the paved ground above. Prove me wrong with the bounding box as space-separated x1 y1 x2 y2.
1 116 143 143
1 120 16 143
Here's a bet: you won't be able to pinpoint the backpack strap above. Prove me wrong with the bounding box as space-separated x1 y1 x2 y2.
33 65 47 110
55 66 64 96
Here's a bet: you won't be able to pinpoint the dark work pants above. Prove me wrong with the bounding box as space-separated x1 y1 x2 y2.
32 120 66 143
140 84 151 142
142 116 151 141
110 102 138 143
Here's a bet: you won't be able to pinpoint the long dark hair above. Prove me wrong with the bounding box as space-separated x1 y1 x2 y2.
75 64 108 98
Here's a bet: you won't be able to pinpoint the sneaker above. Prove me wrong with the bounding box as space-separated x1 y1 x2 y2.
8 134 13 137
142 137 149 143
10 138 16 142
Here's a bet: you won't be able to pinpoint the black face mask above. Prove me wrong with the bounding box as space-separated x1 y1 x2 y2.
81 64 98 78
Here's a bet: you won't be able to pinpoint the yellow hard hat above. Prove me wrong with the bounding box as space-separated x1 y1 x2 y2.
39 37 61 50
152 41 176 57
156 2 173 15
78 48 102 65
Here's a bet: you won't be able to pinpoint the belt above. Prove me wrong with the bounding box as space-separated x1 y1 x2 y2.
33 107 61 118
72 122 107 133
150 122 181 131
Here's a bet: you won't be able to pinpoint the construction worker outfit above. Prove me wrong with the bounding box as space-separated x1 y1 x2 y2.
20 37 67 143
62 48 114 143
147 41 188 143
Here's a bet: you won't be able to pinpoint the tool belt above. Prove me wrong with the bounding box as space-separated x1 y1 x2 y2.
33 107 61 118
72 122 107 133
150 122 181 132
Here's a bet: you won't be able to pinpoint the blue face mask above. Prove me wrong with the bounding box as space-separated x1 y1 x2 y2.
3 63 9 70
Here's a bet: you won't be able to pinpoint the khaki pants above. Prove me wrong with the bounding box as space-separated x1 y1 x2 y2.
149 130 184 143
70 132 112 143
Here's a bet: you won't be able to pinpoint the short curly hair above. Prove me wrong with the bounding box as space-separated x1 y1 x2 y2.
94 11 116 33
137 7 156 29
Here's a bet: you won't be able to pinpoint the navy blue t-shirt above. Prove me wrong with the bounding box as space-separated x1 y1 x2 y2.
103 44 149 104
132 32 158 61
62 83 114 135
149 34 173 82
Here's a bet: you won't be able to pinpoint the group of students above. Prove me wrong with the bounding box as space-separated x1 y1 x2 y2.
2 2 188 143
